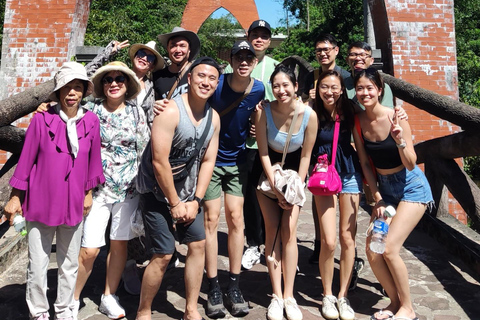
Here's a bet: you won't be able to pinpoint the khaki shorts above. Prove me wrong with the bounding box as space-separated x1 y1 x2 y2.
204 163 247 200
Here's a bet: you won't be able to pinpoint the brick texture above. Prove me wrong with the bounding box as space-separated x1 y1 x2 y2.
0 0 466 222
181 0 259 33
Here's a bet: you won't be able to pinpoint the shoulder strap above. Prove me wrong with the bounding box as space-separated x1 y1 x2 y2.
354 114 362 142
331 114 340 167
280 101 300 167
313 68 320 90
219 77 254 117
195 107 213 153
166 61 192 100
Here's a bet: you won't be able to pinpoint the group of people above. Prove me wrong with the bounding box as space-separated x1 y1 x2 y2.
2 17 434 320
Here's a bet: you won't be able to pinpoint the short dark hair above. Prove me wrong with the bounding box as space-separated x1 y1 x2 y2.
314 34 338 47
347 41 372 53
269 64 296 87
188 56 221 75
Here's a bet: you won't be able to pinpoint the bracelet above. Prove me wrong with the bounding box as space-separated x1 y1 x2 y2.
376 199 385 206
168 200 181 210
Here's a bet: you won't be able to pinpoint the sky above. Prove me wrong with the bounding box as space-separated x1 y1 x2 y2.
212 0 286 28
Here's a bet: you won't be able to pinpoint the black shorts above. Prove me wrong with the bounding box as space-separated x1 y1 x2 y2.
140 192 206 255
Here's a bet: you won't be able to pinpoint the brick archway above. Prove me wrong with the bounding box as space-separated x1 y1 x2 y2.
181 0 259 33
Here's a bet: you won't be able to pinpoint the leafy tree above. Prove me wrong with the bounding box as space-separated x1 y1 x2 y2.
197 14 241 63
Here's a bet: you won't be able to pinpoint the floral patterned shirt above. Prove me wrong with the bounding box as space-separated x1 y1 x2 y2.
85 100 150 203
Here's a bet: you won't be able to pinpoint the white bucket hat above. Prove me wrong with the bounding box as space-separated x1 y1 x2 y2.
90 61 141 100
157 27 201 62
128 41 165 72
49 61 94 102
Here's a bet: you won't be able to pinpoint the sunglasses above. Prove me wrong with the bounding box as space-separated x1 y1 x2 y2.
233 54 255 63
102 75 126 85
135 49 156 63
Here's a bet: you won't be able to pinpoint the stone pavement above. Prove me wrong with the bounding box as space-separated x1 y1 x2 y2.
1 192 480 320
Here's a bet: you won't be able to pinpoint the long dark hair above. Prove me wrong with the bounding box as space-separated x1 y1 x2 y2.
354 67 385 101
314 70 355 128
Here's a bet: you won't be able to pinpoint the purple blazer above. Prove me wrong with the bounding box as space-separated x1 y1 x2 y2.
9 108 105 226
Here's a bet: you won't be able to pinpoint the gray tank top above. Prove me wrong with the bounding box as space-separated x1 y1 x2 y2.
136 95 214 202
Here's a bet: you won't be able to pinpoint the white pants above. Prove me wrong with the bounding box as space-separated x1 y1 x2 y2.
26 221 82 319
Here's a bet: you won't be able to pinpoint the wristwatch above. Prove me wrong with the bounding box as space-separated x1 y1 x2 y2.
193 196 204 207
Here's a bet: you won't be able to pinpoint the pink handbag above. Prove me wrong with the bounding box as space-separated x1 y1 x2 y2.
307 114 343 196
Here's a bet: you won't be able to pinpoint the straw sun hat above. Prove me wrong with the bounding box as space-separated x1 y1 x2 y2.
90 61 141 100
128 41 165 72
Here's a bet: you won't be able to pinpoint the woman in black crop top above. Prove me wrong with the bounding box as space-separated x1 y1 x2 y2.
353 68 433 320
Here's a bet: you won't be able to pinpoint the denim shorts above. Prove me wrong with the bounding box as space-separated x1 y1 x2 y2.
339 172 363 194
377 166 434 208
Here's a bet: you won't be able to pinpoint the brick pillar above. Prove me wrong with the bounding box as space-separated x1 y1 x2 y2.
181 0 259 33
375 0 464 221
0 0 91 167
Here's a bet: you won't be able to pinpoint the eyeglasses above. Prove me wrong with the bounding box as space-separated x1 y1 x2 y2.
102 75 126 85
233 54 255 63
348 52 372 58
135 49 156 63
315 46 336 54
319 85 341 94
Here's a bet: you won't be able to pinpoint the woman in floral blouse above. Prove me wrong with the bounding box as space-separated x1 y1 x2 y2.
73 61 150 319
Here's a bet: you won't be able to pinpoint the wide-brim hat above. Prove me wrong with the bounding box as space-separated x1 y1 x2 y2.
90 61 141 100
128 41 165 72
157 27 200 61
49 61 94 102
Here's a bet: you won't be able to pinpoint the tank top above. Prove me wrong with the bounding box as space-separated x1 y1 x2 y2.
137 95 214 202
265 104 312 153
363 133 403 169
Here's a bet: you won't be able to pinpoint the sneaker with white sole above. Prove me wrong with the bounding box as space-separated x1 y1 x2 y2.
267 294 284 320
284 297 303 320
337 297 355 320
98 294 126 319
322 295 339 320
241 246 261 270
71 299 80 320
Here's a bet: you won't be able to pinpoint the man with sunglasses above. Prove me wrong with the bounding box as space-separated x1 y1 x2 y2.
303 34 351 104
344 41 394 108
203 40 265 319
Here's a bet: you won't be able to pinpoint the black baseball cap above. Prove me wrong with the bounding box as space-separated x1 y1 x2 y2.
188 57 221 74
248 20 272 35
231 40 256 56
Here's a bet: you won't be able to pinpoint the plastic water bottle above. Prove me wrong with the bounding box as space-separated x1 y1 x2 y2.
369 205 396 254
13 215 27 236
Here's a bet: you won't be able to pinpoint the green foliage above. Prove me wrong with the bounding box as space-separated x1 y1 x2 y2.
272 0 363 68
84 0 187 63
197 14 241 63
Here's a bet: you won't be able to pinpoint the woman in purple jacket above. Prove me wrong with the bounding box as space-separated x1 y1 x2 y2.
3 62 105 320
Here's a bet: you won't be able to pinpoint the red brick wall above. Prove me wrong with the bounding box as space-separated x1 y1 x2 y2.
383 1 464 221
0 0 91 166
181 0 259 33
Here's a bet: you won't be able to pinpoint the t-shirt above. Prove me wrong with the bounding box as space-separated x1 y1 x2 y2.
303 65 351 97
344 73 395 108
152 66 189 100
208 74 265 166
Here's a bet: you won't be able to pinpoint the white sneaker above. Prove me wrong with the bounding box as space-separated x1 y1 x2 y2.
322 295 339 320
337 297 355 320
98 294 126 319
267 294 284 320
284 297 303 320
241 246 261 270
71 299 80 320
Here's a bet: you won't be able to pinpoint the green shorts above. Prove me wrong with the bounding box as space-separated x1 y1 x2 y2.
204 164 247 200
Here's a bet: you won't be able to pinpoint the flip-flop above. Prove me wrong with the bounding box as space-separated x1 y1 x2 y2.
370 309 395 320
392 317 419 320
